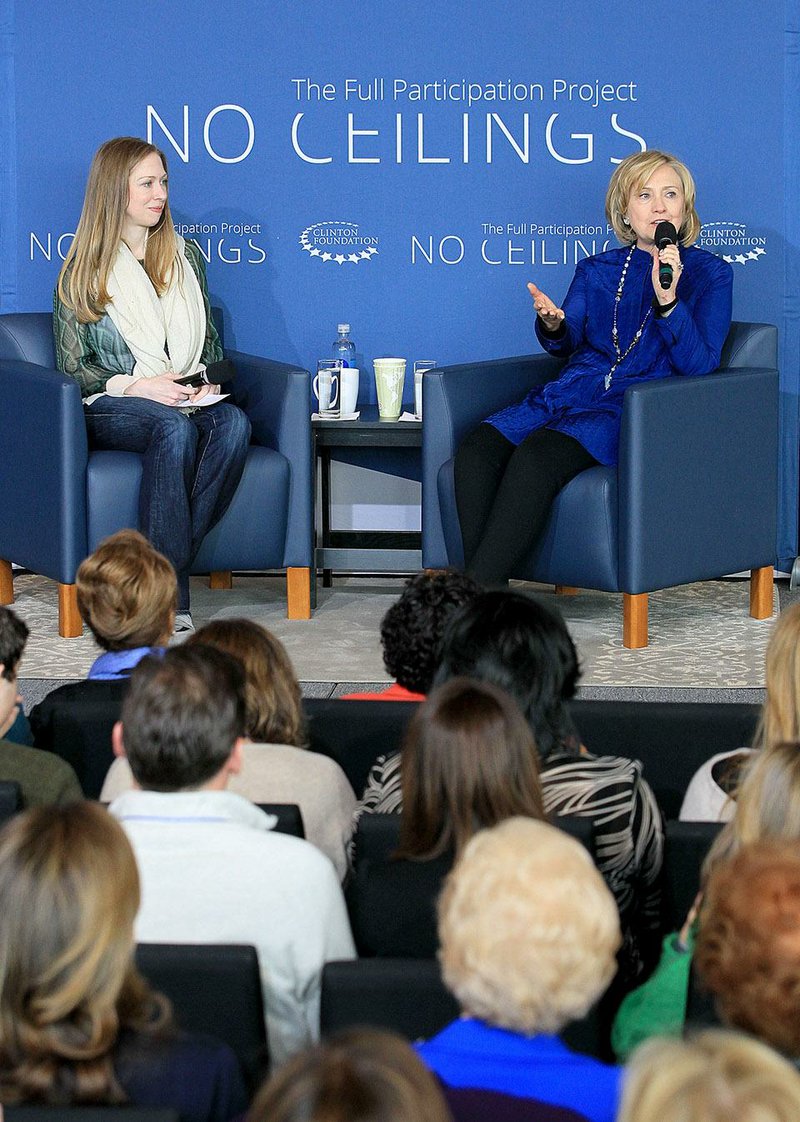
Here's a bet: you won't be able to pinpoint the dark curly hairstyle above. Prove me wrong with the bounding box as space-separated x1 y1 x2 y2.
432 589 581 762
380 570 481 694
0 607 29 681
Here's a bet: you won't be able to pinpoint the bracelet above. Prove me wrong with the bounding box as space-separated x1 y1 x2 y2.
653 295 679 316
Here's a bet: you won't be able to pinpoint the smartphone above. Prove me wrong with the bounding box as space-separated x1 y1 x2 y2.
174 372 206 388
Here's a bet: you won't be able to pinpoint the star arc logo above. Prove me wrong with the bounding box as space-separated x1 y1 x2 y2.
299 221 379 266
698 221 767 267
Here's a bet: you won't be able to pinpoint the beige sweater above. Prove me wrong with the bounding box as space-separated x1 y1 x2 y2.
101 742 356 881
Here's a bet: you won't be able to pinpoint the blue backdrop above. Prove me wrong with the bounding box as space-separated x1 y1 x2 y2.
2 0 797 566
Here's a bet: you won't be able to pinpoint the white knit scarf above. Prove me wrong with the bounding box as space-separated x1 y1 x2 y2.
105 236 205 379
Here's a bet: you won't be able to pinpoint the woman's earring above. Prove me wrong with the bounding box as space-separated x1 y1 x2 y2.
623 215 631 226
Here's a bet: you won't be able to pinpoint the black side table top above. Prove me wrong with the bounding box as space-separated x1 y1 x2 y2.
313 404 422 447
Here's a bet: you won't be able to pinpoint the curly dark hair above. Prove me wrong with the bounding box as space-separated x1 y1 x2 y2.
380 570 481 694
0 607 29 680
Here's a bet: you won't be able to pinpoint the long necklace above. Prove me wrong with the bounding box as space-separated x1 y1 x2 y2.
605 244 652 392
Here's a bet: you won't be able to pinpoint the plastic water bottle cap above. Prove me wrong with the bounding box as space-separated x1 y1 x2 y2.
337 324 351 334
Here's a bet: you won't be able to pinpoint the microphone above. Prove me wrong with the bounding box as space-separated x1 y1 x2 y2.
654 221 678 290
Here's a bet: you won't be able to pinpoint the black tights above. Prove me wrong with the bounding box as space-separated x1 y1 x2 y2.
454 423 598 584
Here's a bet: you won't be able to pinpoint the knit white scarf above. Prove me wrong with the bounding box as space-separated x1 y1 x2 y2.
105 236 205 379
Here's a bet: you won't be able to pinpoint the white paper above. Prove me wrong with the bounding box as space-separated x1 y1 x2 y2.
177 392 229 409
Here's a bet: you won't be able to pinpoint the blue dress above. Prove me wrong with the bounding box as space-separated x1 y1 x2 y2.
488 245 733 466
416 1018 620 1122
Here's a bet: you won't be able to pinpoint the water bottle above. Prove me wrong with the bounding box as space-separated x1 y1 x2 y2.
332 323 356 368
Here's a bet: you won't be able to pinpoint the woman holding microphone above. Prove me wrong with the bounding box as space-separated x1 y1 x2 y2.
454 149 733 584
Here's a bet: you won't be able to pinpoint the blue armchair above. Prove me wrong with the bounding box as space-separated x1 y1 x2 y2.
422 322 779 648
0 312 313 636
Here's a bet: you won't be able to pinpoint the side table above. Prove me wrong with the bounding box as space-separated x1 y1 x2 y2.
312 405 422 603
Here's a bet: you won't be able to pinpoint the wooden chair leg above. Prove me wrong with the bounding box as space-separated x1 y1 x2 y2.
58 584 83 638
287 567 311 620
750 565 773 620
209 571 233 590
555 585 579 596
0 560 13 604
623 592 648 649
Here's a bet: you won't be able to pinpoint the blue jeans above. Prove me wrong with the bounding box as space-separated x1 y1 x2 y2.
84 398 252 609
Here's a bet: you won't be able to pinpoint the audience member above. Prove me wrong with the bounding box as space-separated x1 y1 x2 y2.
357 589 663 980
680 604 800 821
0 606 81 807
349 677 546 955
247 1028 452 1122
77 529 176 673
29 530 177 792
108 643 355 1067
613 740 800 1060
341 568 480 700
0 801 247 1120
416 818 621 1122
694 840 800 1058
101 617 356 879
617 1030 800 1122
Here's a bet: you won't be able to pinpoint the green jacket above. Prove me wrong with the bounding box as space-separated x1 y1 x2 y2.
0 738 83 807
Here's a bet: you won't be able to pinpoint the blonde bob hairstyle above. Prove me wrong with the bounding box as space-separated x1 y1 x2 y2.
76 529 177 652
752 604 800 753
703 741 800 879
0 802 168 1105
618 1030 800 1122
247 1027 451 1122
58 136 179 323
438 817 620 1036
187 618 306 747
605 149 701 247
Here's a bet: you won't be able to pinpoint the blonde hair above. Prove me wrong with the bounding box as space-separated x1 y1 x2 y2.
0 802 169 1104
605 149 701 246
76 530 177 651
753 605 800 753
704 742 800 878
187 619 306 746
248 1027 452 1122
57 136 180 323
438 817 620 1035
618 1030 800 1122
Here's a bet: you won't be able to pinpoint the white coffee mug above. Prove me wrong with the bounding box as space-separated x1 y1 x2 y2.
340 367 359 415
413 361 436 420
314 362 340 415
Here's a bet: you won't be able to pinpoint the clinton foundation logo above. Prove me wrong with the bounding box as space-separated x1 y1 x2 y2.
299 221 379 265
698 221 766 266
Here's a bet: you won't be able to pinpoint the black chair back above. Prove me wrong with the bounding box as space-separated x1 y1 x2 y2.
354 812 594 866
304 698 419 795
30 679 129 798
320 957 604 1059
663 819 724 931
0 778 22 826
134 943 266 1092
303 697 761 816
256 802 304 838
571 700 760 819
4 1110 178 1121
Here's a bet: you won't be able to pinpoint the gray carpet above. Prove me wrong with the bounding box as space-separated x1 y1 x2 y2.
9 569 788 709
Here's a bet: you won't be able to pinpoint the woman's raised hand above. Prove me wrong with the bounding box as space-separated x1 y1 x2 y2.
527 282 565 332
124 371 196 405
